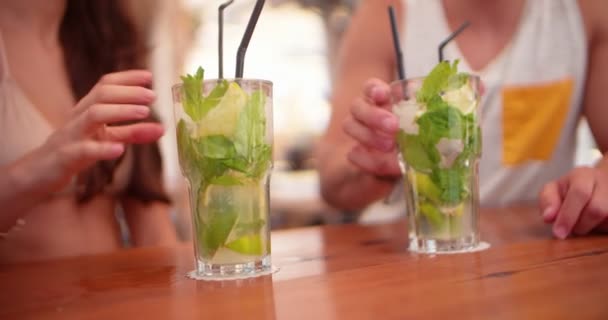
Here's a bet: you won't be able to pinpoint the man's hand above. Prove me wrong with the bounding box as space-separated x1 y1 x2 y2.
539 166 608 239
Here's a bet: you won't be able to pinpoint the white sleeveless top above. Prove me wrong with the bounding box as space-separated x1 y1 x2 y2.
0 30 132 194
403 0 586 206
362 0 587 222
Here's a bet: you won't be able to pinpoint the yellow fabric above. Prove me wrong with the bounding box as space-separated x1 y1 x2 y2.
502 78 574 166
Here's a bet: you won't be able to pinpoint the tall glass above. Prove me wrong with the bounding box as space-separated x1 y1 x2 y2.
391 76 481 253
172 79 273 279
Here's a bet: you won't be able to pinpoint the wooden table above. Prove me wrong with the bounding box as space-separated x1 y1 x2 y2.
1 207 608 320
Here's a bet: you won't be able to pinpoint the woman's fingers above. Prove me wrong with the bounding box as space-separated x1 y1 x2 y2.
93 84 155 105
98 70 153 86
75 84 155 116
105 122 165 144
56 140 125 172
71 104 151 136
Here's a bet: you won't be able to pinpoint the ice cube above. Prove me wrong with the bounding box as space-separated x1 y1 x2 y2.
436 138 464 168
393 100 421 134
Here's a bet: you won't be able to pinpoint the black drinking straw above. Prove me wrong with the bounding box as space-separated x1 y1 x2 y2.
388 6 405 80
218 0 234 79
383 6 406 206
235 0 266 78
438 21 470 63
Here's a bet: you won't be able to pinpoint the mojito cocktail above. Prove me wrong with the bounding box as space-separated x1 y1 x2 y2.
391 61 481 253
172 68 273 278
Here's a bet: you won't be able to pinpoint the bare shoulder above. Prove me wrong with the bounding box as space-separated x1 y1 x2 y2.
577 0 608 44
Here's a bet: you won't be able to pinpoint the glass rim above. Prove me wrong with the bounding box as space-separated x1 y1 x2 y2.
172 78 273 91
389 74 481 87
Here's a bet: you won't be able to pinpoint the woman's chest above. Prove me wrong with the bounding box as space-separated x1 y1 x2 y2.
0 195 123 263
3 38 76 128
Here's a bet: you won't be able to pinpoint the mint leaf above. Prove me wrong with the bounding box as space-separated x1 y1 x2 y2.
234 90 267 159
416 60 459 103
176 120 196 176
199 157 228 183
454 113 482 167
417 106 464 144
430 167 467 204
200 80 229 118
196 135 236 159
247 144 272 179
198 190 238 258
223 156 249 172
181 67 205 121
397 131 435 172
426 94 451 111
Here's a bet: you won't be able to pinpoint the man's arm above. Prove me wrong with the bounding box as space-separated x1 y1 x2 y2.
539 0 608 238
317 0 402 211
581 0 608 155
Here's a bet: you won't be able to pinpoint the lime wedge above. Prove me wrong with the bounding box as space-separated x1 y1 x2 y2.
197 82 247 137
441 84 477 114
419 202 445 229
411 171 441 203
226 234 264 255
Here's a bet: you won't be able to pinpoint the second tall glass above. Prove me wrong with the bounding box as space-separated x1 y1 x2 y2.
391 75 482 253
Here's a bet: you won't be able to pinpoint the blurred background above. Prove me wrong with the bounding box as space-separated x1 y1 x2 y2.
135 0 600 239
142 0 359 240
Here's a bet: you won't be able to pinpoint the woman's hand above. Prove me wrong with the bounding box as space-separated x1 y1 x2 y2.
17 70 164 194
342 78 401 179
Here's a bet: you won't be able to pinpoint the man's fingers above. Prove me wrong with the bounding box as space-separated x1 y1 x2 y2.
343 116 395 152
539 181 562 223
350 98 399 135
573 184 608 235
363 78 392 106
596 219 608 233
347 144 401 177
553 171 595 239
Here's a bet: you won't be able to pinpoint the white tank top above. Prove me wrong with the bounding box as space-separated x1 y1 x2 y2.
0 30 132 194
361 0 587 222
403 0 586 206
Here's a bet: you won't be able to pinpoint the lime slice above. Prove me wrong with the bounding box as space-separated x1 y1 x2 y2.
226 234 264 255
197 82 247 137
441 84 477 114
442 203 465 217
419 202 445 229
411 171 441 203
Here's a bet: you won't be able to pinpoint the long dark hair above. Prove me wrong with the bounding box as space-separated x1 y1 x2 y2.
60 0 170 203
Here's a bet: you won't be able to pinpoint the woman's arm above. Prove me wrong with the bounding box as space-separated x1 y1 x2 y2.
122 199 177 247
317 0 403 211
0 154 50 231
121 136 178 247
0 70 163 232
